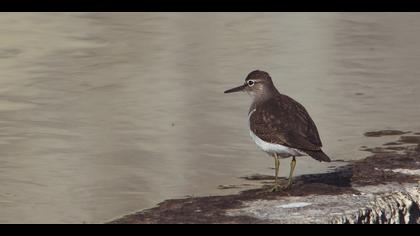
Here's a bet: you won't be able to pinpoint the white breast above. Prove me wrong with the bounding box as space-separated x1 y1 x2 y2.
248 108 305 158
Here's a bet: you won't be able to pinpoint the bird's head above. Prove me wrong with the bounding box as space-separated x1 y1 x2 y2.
224 70 275 100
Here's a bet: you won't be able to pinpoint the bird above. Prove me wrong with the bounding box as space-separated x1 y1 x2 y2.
224 70 331 191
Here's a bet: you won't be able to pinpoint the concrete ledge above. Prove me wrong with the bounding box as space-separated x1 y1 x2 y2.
109 139 420 224
227 184 419 224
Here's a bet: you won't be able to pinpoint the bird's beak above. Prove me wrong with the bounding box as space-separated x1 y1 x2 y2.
224 83 246 93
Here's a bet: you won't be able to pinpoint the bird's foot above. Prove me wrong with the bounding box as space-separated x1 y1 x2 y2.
282 181 293 190
269 184 281 192
282 184 292 191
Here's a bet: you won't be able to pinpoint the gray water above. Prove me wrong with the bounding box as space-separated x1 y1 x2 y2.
0 12 420 223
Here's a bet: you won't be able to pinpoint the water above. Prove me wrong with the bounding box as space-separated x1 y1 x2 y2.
0 12 419 223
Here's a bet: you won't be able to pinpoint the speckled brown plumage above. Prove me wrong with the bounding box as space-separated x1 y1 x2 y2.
234 70 331 162
249 93 330 162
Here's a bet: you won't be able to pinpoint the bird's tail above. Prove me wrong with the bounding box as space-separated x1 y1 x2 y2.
304 150 331 162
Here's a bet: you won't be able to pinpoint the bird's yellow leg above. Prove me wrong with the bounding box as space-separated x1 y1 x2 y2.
284 156 296 190
269 154 280 192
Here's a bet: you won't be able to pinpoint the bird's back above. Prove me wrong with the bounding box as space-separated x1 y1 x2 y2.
274 93 322 147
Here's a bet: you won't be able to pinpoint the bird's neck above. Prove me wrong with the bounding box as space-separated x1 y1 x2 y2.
249 86 282 115
253 86 281 103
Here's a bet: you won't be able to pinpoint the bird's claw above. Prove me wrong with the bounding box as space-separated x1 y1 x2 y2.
269 184 281 192
282 184 292 191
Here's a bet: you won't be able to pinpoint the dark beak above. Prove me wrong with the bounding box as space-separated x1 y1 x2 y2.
224 84 246 93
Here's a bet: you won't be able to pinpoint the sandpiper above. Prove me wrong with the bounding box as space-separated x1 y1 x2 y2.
224 70 331 191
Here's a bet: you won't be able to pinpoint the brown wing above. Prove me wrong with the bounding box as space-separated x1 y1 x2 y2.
249 94 322 151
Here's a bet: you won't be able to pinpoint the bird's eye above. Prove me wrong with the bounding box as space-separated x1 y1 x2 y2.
247 80 255 86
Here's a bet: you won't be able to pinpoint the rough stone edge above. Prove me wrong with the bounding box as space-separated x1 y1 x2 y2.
331 185 420 224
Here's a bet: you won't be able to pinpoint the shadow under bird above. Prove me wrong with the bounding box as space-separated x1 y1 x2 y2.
224 70 331 191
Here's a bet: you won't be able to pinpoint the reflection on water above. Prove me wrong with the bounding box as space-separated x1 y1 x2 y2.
0 12 419 223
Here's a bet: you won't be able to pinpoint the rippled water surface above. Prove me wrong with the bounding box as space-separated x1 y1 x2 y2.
0 13 420 223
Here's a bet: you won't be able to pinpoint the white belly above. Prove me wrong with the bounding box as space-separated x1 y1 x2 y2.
249 130 305 158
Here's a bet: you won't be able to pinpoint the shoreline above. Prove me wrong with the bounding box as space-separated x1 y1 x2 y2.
108 134 420 224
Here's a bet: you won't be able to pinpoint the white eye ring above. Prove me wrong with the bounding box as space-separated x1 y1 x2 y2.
247 80 255 86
